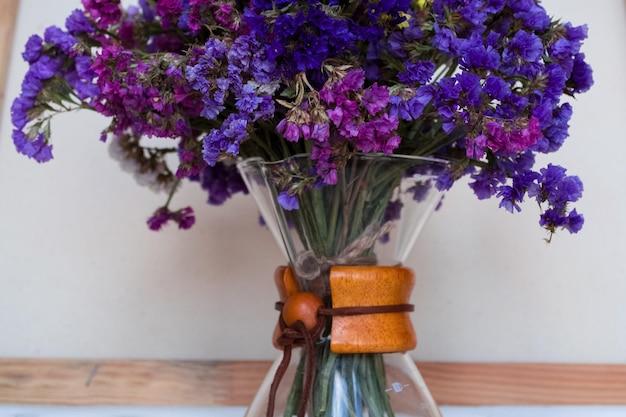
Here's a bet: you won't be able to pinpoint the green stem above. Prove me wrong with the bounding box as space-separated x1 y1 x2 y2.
299 192 327 256
311 189 328 249
326 181 342 256
315 345 338 416
164 178 182 208
374 353 395 417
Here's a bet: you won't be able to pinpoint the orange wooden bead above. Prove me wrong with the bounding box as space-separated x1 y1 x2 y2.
282 292 323 331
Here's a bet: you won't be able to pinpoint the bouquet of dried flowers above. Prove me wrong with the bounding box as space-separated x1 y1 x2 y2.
11 0 592 240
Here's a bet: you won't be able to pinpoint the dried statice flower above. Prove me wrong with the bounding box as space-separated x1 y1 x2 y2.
11 0 594 236
108 133 176 194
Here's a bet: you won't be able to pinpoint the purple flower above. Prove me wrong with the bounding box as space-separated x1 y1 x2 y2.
362 83 390 115
380 199 403 243
274 13 303 38
557 175 584 204
147 207 172 231
65 71 100 100
222 115 249 154
202 115 249 165
483 75 510 101
147 33 185 53
276 119 301 142
539 208 567 230
457 0 491 26
311 144 337 184
292 34 327 71
176 207 196 230
477 116 542 156
535 103 573 153
277 192 299 210
549 38 580 61
435 171 455 192
82 0 122 29
119 19 137 47
388 95 410 121
513 3 551 31
565 23 588 42
235 83 263 114
398 61 436 85
139 0 156 22
465 133 487 159
155 0 182 20
431 26 461 56
44 26 77 54
11 97 31 130
65 9 95 35
409 181 435 203
456 72 482 107
502 30 543 68
539 204 584 235
386 26 423 59
565 209 584 233
192 162 248 205
22 35 43 63
459 33 501 70
498 170 541 213
12 70 42 118
147 206 196 230
570 53 594 93
543 63 568 105
469 168 503 200
74 55 94 80
532 164 584 212
31 54 63 80
12 130 53 162
497 185 523 213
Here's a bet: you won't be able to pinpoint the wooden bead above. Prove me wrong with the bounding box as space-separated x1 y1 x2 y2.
282 292 323 331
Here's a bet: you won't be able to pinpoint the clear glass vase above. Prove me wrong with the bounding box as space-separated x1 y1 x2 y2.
237 153 448 417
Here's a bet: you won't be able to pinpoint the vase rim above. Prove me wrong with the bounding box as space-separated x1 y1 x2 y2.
237 152 451 168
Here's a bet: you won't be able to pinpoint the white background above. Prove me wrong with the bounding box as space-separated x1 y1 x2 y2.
0 0 625 363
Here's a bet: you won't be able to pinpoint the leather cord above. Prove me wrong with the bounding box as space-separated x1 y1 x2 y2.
266 301 414 417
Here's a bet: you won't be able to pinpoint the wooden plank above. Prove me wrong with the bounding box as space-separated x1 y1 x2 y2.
1 360 626 406
0 0 19 114
0 359 271 406
418 362 626 406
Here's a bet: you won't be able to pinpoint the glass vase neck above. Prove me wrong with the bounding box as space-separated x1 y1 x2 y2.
238 153 449 274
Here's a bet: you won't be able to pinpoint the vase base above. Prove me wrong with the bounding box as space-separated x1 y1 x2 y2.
245 351 443 417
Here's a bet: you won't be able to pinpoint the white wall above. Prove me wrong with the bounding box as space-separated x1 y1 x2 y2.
0 0 625 363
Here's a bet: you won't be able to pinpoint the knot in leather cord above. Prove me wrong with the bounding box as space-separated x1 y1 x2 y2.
266 303 325 417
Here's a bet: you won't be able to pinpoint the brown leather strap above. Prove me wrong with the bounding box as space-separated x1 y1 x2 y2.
274 302 414 316
319 304 414 316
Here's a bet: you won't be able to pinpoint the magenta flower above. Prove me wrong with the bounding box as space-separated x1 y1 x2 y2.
276 119 301 142
362 83 390 115
81 0 122 29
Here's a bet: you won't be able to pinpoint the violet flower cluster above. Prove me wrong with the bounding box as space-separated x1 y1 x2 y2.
11 0 592 237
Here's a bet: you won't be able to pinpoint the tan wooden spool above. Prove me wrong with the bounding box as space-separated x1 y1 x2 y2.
329 265 416 353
